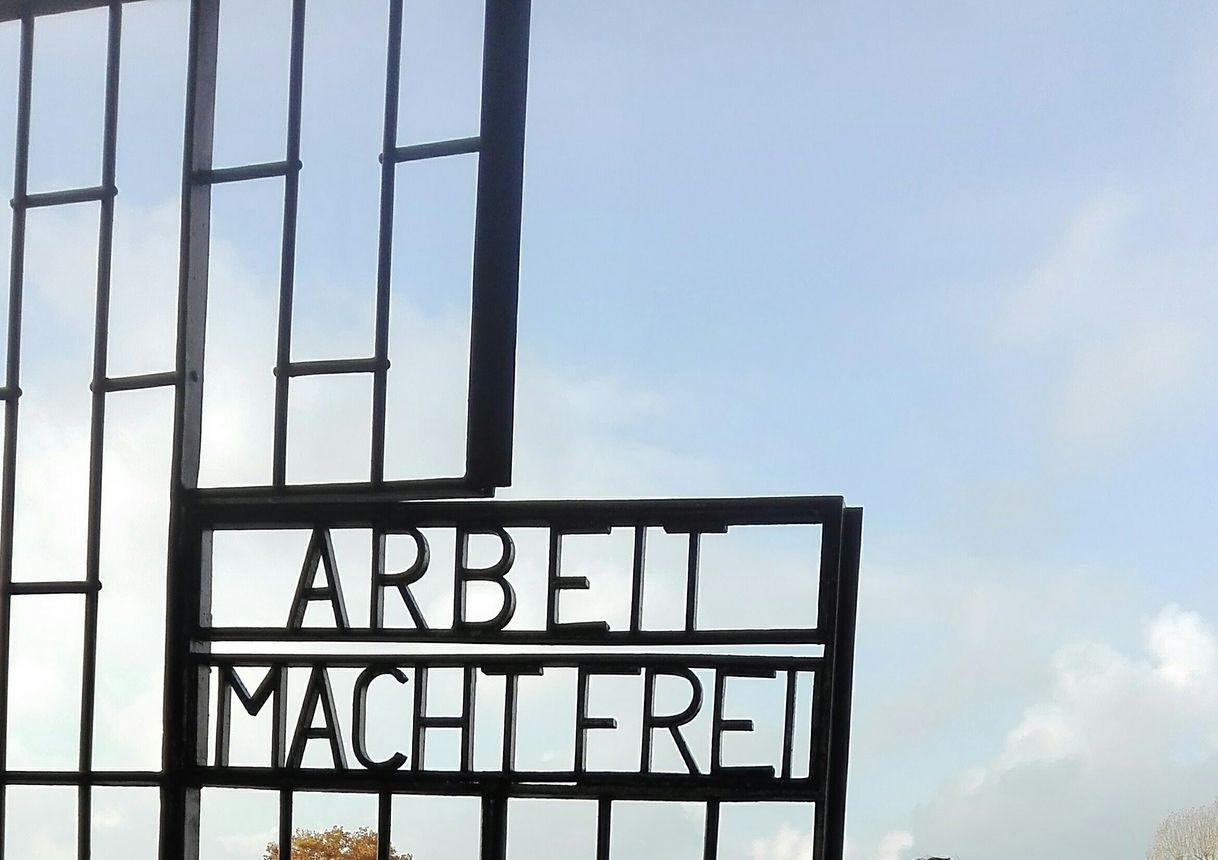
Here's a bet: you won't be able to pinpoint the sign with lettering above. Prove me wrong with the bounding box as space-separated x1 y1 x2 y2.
185 496 861 857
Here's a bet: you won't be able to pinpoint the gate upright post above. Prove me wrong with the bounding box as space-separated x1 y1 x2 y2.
160 0 220 856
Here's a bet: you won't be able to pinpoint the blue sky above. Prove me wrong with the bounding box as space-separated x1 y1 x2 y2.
3 1 1218 858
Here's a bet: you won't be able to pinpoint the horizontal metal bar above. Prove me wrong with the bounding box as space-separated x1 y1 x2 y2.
9 580 99 595
191 767 823 802
193 477 496 505
194 495 845 530
0 770 160 786
0 0 150 24
275 357 387 378
199 652 820 672
0 387 19 401
14 185 114 209
97 370 177 393
193 160 300 186
202 626 828 647
386 136 480 164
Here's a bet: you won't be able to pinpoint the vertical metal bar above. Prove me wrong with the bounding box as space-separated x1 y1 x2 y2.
480 793 507 860
595 797 611 860
369 0 402 485
278 788 293 860
160 0 219 856
271 0 306 488
461 664 477 771
702 799 720 860
0 16 34 860
78 6 123 857
376 791 392 860
809 507 845 860
780 669 797 780
822 508 861 860
628 525 645 633
684 532 700 633
465 0 530 488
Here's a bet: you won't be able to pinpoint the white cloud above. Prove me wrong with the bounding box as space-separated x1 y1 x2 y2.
901 606 1218 859
990 186 1218 463
751 825 814 860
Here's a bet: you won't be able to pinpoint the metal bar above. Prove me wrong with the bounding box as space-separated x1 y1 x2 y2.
278 789 293 860
809 504 846 860
0 18 35 860
271 0 307 489
10 580 99 595
465 0 531 487
160 0 219 855
387 136 480 163
189 767 819 801
202 653 819 672
629 525 645 632
822 507 861 860
685 532 700 632
100 370 177 392
376 790 392 860
193 159 299 186
202 626 829 647
0 0 150 23
194 495 844 530
369 0 403 485
703 799 720 860
0 765 820 802
0 387 19 400
0 770 162 786
277 356 386 378
193 476 494 504
15 184 114 209
596 797 611 860
79 8 122 857
480 793 507 860
781 669 797 780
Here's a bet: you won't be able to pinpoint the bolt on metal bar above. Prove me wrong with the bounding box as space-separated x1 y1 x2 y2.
271 0 307 489
0 17 35 860
386 136 480 164
79 6 123 857
369 0 403 485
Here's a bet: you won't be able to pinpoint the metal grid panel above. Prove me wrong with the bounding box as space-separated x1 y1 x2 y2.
0 3 861 859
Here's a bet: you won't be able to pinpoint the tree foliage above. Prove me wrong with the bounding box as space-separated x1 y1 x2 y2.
1148 799 1218 860
263 826 411 860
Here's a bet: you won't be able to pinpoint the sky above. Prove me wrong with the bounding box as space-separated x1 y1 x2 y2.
2 1 1218 858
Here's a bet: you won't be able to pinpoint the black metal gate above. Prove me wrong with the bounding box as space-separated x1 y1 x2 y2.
0 2 861 858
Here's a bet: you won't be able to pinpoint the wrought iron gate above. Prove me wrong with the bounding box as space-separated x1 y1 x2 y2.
0 2 861 858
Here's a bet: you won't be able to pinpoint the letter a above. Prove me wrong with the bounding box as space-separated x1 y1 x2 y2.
287 528 350 630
